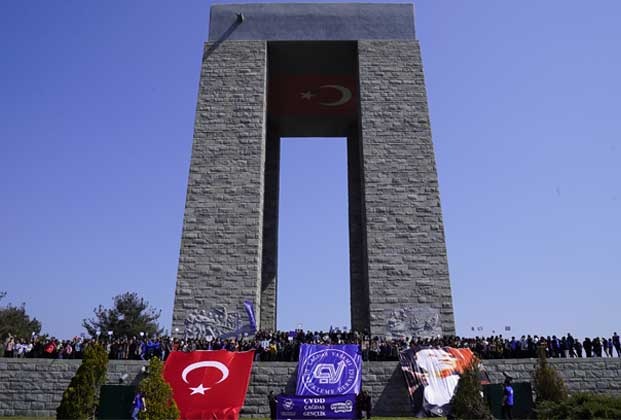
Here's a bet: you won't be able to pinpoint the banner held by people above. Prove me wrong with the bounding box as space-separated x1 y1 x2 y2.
276 394 357 420
163 349 254 420
296 344 362 396
399 347 486 417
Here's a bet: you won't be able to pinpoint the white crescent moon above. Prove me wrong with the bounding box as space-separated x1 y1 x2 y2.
181 361 229 384
319 85 352 107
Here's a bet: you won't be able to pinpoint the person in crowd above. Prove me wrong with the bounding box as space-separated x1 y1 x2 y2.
130 390 146 420
567 334 576 357
574 338 583 357
613 332 621 357
74 338 83 359
14 339 27 358
519 336 528 358
583 337 593 357
357 389 372 419
502 377 514 420
538 336 547 357
551 335 561 358
268 391 277 420
606 337 614 358
545 336 553 358
62 341 73 359
560 336 568 358
593 337 603 357
509 337 517 358
43 339 56 358
139 339 147 360
603 337 611 357
4 335 15 357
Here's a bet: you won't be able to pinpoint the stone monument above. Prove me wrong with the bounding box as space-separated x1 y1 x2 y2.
172 3 455 338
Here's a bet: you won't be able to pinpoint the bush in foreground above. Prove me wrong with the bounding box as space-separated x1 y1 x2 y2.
537 393 621 419
450 359 492 419
56 343 108 419
533 345 567 404
137 356 179 420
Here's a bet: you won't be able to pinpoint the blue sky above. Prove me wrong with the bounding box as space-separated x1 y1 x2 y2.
1 1 619 340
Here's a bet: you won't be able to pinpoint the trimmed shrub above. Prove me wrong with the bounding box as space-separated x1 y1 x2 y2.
56 342 108 419
537 393 621 419
138 357 179 420
533 345 567 404
450 359 492 419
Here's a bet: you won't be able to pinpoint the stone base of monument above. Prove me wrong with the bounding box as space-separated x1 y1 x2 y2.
0 358 620 417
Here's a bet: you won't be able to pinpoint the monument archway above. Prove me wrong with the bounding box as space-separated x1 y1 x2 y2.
173 3 455 339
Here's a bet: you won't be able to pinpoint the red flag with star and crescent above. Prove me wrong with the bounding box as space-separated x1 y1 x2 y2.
163 350 255 420
268 74 357 116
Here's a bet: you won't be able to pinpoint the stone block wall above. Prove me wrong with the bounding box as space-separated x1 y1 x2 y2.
172 40 268 333
358 40 455 337
483 357 621 394
0 358 147 418
2 358 621 417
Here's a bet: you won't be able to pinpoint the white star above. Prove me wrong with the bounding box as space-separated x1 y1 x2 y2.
300 91 316 100
189 384 209 395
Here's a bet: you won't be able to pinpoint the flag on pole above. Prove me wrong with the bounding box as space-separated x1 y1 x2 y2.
243 301 257 333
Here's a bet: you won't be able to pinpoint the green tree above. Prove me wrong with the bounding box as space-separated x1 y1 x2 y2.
0 292 41 340
138 357 180 420
57 343 109 419
82 292 162 338
534 345 568 404
450 359 493 419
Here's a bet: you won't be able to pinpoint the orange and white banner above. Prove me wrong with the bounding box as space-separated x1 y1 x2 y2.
399 347 487 417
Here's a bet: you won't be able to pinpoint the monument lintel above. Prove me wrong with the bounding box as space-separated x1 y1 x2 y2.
208 3 416 41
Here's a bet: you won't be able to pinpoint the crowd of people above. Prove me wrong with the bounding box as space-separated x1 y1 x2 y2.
3 330 621 362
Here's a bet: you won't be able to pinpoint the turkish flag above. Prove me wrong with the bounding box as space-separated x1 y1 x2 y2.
163 350 255 420
268 74 357 116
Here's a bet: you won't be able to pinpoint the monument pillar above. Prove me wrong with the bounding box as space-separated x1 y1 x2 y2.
358 40 455 336
173 3 455 338
172 41 267 335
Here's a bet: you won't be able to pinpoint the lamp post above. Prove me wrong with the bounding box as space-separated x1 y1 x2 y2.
96 329 101 342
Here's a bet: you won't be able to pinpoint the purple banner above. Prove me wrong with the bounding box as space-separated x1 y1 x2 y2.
276 394 357 419
243 300 257 333
296 344 362 396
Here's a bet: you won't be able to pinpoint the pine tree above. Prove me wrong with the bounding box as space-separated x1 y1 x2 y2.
138 357 180 420
450 358 492 419
534 345 568 404
56 343 108 419
82 292 162 338
0 292 42 340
